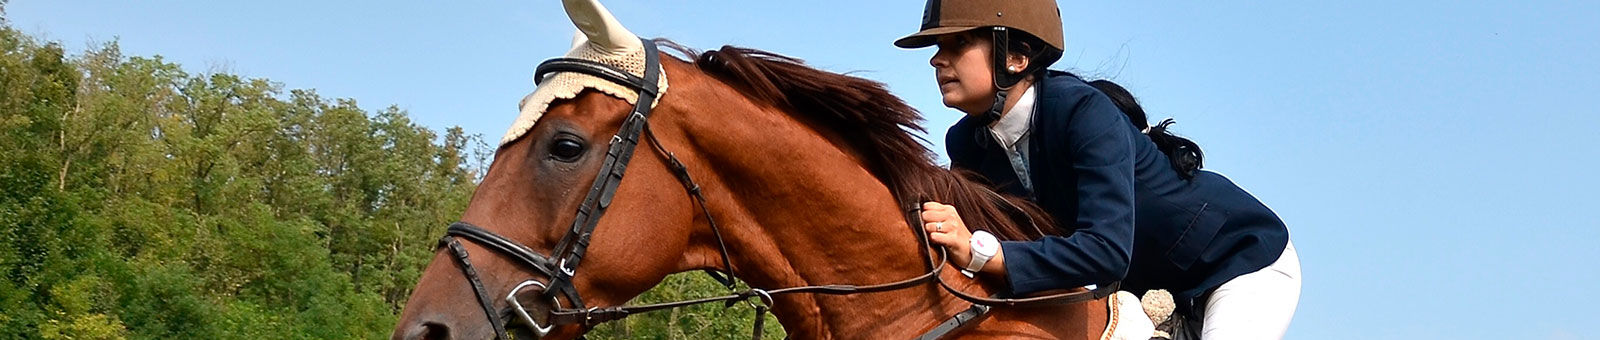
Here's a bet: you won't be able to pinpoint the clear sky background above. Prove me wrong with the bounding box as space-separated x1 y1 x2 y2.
10 1 1598 339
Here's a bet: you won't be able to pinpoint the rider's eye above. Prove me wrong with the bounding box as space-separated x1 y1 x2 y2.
939 36 969 49
549 135 586 162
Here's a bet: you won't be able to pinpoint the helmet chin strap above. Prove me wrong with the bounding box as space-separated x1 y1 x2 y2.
983 88 1008 124
984 27 1016 125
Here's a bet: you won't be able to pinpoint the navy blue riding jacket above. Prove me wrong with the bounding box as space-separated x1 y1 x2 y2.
946 71 1290 315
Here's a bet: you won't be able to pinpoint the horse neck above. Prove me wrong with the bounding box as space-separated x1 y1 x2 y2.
669 97 994 338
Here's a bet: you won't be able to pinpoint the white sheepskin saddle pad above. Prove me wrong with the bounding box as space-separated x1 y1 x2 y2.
1103 290 1157 340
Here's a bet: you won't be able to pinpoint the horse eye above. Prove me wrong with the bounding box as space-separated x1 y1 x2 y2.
549 136 586 162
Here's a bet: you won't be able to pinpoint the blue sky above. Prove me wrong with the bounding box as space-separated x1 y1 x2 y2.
10 1 1599 338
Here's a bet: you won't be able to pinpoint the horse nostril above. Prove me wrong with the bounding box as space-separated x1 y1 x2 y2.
401 322 450 340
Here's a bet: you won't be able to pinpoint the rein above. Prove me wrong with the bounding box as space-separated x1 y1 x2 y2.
436 38 1117 340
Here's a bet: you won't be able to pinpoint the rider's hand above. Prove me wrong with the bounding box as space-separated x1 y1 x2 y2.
921 201 1005 276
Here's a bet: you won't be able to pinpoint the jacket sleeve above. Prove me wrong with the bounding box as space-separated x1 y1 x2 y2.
1000 89 1137 295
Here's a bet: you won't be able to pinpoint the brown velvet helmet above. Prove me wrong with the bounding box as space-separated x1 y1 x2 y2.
894 0 1065 52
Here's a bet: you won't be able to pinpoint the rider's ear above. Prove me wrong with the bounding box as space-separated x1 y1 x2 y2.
1005 42 1032 74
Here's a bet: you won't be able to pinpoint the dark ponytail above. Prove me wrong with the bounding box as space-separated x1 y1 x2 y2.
1087 80 1205 179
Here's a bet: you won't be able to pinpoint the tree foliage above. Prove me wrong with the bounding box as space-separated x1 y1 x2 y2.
0 21 478 339
0 18 780 339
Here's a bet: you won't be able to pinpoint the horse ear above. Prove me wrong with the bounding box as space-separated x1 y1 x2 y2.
561 0 641 54
568 30 588 51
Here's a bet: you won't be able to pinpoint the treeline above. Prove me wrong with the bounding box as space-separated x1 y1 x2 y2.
0 19 484 339
0 14 778 340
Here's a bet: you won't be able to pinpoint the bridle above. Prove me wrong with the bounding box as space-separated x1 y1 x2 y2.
435 38 1119 340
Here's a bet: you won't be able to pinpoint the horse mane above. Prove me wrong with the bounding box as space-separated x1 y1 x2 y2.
657 40 1059 241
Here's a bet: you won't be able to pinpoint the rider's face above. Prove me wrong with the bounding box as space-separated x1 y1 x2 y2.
930 32 996 116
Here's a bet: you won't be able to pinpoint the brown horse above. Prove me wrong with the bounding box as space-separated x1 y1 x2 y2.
392 2 1115 339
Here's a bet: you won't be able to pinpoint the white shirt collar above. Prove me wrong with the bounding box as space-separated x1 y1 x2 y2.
988 83 1037 149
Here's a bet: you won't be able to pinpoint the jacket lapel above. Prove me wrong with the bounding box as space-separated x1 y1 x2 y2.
1026 72 1063 196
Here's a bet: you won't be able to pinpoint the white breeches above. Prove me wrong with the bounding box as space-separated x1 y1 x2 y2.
1175 240 1302 340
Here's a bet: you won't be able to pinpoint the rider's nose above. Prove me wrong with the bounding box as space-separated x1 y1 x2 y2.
396 321 451 340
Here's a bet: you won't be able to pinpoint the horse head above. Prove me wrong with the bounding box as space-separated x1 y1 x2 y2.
393 1 1110 339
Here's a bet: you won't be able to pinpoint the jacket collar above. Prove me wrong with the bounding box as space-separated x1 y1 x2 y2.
988 83 1038 150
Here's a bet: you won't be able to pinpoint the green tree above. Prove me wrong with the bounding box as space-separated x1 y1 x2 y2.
1 19 485 338
0 16 779 339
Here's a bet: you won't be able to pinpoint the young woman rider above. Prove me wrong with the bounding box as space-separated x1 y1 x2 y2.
895 1 1300 338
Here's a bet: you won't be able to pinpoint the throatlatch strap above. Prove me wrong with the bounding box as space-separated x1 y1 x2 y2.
643 122 741 292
